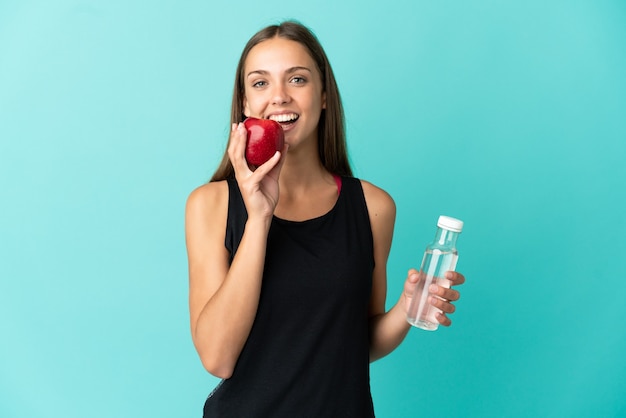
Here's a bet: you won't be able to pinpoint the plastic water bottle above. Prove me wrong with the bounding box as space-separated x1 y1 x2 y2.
407 216 464 330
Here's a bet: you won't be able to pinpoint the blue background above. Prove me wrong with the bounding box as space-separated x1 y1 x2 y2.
1 1 625 417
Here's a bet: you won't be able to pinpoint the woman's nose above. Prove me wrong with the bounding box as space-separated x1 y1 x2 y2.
271 84 290 105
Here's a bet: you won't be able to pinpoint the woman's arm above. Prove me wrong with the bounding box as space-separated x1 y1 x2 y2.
361 180 410 361
363 181 465 362
186 123 286 379
186 182 271 379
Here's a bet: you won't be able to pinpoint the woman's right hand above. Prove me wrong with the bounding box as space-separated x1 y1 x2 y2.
227 122 288 224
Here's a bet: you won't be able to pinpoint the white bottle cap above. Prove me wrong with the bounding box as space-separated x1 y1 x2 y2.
437 215 463 232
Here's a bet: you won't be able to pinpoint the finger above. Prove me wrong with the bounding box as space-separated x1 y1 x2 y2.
429 283 460 302
227 123 243 155
445 271 466 286
435 312 452 327
250 150 282 178
429 295 456 314
266 143 290 177
228 123 250 174
407 268 419 283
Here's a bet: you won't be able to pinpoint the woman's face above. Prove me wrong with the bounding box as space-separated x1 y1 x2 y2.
242 37 326 149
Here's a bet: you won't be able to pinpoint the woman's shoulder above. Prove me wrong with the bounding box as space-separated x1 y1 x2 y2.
358 179 395 206
186 180 230 219
357 178 396 220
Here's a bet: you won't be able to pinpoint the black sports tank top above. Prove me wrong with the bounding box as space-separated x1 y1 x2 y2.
203 176 375 417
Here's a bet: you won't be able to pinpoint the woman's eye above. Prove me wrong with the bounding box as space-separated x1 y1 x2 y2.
291 76 306 84
252 80 267 88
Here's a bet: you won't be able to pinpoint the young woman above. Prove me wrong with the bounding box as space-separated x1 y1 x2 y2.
185 21 465 417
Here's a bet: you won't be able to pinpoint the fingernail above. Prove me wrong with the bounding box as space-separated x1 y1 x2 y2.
429 284 438 293
445 271 454 279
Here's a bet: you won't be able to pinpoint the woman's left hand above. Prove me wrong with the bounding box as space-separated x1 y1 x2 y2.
403 269 466 327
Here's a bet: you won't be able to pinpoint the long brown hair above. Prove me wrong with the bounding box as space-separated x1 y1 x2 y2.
210 20 352 181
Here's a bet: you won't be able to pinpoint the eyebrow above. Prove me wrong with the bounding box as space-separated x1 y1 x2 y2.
246 66 313 78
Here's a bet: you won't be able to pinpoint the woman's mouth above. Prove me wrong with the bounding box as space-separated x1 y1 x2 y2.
268 113 299 128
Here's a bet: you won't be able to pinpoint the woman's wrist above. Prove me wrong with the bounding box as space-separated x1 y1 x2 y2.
245 213 273 231
389 294 411 332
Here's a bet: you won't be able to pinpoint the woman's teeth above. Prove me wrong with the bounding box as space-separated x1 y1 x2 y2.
269 113 299 123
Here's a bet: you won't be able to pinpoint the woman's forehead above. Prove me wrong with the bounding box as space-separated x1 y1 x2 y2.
244 38 317 74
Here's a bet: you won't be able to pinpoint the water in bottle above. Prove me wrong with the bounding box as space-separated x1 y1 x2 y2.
407 216 463 330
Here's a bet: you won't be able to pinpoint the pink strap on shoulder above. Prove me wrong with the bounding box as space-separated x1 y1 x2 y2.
332 174 342 195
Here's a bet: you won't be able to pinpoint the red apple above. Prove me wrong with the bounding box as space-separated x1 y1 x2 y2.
243 117 285 167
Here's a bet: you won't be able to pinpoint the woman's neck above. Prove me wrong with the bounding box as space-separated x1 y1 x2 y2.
279 141 331 193
274 149 338 221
